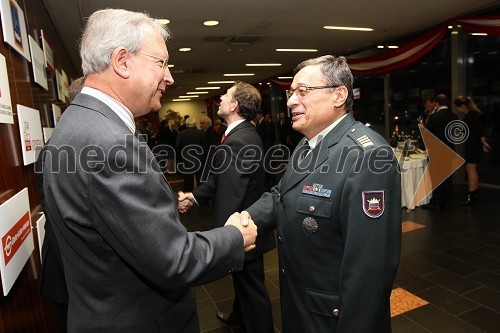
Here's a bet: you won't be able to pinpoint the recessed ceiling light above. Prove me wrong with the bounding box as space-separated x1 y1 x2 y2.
172 99 191 101
179 95 198 98
204 20 219 26
224 73 255 77
208 81 235 84
167 64 174 68
470 33 487 36
179 48 191 52
276 48 318 52
323 26 373 31
388 45 399 49
448 25 453 29
187 91 208 94
196 87 220 90
377 45 385 49
278 76 293 79
245 63 282 67
156 19 170 25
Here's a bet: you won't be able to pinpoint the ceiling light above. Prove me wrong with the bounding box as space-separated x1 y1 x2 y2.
245 63 282 67
156 19 170 25
179 48 191 52
208 81 235 84
388 45 399 49
448 25 453 29
276 48 318 52
323 26 373 31
470 33 487 36
172 99 191 101
278 76 293 79
377 45 385 49
203 20 219 26
179 95 198 98
196 87 220 90
167 64 174 68
187 91 208 94
224 73 255 76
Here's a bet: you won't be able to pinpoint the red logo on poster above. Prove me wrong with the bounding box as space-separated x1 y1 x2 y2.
2 212 31 266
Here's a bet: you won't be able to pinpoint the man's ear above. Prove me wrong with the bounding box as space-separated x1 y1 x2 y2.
334 86 348 108
230 99 239 113
111 47 131 79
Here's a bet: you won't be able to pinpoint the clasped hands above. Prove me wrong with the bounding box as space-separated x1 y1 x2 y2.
178 192 257 252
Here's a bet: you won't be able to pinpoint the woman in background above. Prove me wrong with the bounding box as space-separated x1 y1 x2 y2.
453 96 490 205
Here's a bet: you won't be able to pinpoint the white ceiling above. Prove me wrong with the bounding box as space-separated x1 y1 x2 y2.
42 0 500 100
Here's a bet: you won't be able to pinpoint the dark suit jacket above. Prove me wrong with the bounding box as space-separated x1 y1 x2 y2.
247 114 401 333
204 126 218 147
256 118 275 152
37 145 68 304
194 121 275 261
426 106 458 149
42 93 245 332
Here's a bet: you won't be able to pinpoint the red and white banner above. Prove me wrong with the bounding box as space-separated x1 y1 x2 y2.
456 16 500 36
0 188 34 296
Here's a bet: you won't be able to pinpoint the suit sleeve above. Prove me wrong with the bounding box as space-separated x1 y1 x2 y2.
246 185 279 235
89 134 244 289
337 145 401 332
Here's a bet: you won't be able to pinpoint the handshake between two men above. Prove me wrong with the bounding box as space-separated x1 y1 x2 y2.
178 191 257 252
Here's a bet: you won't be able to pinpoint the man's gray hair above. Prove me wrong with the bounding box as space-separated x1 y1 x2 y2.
200 116 212 126
186 117 197 127
80 9 170 75
294 55 354 113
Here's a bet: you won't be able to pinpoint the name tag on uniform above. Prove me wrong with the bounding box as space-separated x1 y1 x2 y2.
302 183 332 198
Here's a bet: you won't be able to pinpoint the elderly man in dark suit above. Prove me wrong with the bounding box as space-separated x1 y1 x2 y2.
178 81 275 333
40 9 257 332
176 117 207 191
241 55 402 332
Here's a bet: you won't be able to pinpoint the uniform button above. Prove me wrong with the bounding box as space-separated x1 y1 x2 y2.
332 308 340 317
281 268 286 275
309 205 315 213
351 128 356 133
278 235 283 242
278 193 281 198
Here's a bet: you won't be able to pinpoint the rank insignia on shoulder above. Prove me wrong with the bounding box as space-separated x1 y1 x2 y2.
302 183 332 198
362 190 385 218
356 135 373 148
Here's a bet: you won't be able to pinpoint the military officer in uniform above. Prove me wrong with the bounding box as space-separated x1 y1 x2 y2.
243 55 402 332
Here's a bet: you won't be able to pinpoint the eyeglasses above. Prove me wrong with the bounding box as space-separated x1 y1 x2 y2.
286 85 338 99
137 52 169 70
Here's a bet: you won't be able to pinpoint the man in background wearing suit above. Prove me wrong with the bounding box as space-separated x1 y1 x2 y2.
40 9 257 332
176 117 207 191
200 116 218 147
242 55 401 332
178 82 275 333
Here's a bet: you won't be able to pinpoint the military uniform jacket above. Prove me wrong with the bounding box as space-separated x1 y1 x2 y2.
247 113 402 333
42 94 245 332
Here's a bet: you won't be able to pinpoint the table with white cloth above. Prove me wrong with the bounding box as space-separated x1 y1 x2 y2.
394 151 432 208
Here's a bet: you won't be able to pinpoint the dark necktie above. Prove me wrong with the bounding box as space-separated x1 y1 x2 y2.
298 140 311 165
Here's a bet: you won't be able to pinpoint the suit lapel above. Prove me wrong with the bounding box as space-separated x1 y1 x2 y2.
279 114 356 195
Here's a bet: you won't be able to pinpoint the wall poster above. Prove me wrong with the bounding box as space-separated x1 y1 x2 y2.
17 104 43 165
40 29 54 72
52 103 61 125
28 35 48 90
0 53 14 124
0 188 34 296
0 0 31 61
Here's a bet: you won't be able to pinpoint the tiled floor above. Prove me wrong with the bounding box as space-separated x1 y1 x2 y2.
173 175 500 333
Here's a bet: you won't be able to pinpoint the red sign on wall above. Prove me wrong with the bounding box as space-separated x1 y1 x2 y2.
2 212 31 266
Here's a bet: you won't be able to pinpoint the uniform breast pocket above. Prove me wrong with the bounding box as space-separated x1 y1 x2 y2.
296 194 333 218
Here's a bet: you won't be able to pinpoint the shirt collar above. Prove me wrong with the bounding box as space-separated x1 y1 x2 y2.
225 119 246 136
81 87 136 133
307 113 348 149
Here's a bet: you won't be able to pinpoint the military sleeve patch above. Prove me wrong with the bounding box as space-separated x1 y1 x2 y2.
362 190 385 218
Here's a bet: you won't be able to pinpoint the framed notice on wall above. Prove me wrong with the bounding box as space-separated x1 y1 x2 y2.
28 36 48 90
52 103 61 125
17 104 43 165
0 53 14 124
0 188 34 296
0 0 31 61
40 29 54 72
55 69 66 103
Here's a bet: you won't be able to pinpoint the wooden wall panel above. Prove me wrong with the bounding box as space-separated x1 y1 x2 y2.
0 0 78 331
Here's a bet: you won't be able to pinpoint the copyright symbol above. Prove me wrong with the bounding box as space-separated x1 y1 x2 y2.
445 120 469 144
